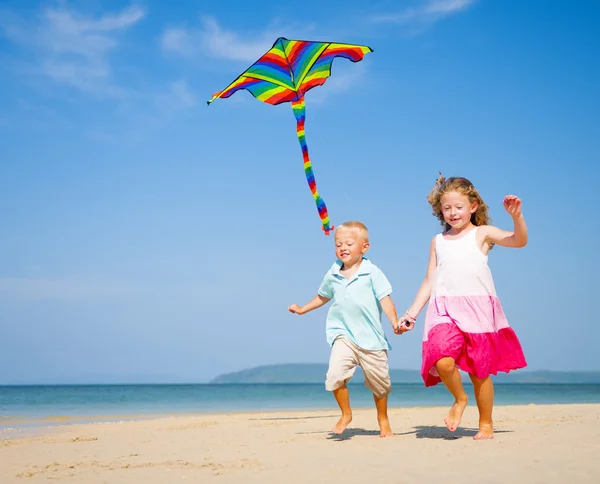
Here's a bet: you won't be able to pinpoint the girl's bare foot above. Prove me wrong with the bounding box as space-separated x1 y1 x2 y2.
444 397 468 432
473 422 494 440
378 417 393 438
332 414 352 434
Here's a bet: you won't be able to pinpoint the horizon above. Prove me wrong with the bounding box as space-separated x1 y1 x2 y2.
1 0 599 384
4 364 600 386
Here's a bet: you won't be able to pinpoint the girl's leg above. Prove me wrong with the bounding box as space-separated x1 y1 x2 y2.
435 357 469 432
332 385 353 434
469 374 494 440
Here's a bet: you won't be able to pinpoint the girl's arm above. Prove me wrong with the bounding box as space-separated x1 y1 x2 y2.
398 236 437 332
481 195 528 248
288 295 331 315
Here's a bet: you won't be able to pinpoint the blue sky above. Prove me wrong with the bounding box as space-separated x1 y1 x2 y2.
1 0 598 384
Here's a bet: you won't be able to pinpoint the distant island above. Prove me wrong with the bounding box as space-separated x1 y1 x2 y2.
210 364 600 384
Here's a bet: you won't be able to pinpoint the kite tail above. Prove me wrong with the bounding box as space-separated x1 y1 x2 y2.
291 96 333 235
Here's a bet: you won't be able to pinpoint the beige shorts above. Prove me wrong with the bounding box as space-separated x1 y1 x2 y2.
325 337 391 398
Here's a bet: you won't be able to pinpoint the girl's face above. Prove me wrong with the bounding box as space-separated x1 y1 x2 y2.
334 228 369 266
440 191 478 231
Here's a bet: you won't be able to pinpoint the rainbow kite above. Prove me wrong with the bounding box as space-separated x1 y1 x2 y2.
208 37 373 235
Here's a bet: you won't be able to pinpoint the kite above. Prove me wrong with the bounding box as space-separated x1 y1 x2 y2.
207 37 373 235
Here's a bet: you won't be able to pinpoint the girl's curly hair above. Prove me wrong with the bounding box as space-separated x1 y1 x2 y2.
427 173 491 232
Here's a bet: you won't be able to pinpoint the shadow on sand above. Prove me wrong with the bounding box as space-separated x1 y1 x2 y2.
249 415 337 421
310 426 513 441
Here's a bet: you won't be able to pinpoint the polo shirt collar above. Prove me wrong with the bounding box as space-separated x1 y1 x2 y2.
331 257 373 276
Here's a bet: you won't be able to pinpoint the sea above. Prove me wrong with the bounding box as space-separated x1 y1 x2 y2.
1 383 600 430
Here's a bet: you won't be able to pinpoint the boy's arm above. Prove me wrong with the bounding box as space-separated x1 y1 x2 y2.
370 266 399 332
288 295 331 315
379 296 400 332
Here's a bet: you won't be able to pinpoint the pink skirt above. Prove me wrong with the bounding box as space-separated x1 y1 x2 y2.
421 314 527 387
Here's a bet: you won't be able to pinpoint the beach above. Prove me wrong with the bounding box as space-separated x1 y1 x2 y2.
1 404 599 483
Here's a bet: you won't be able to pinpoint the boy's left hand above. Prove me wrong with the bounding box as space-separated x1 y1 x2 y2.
503 195 523 218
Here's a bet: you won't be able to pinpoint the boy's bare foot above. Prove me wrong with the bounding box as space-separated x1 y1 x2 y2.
473 422 494 440
444 398 468 432
378 417 393 438
332 414 352 434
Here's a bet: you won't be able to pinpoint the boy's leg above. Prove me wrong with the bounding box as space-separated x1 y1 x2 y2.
358 346 393 437
332 386 352 434
469 374 494 440
325 338 357 434
373 394 393 438
435 357 469 432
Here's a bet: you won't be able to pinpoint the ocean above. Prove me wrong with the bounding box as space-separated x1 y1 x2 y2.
2 383 600 427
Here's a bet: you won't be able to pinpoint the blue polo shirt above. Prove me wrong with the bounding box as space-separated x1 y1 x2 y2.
318 258 392 351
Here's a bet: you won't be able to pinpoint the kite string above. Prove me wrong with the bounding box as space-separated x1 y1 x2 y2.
291 96 333 235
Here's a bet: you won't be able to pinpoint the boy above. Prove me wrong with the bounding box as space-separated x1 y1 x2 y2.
288 221 405 437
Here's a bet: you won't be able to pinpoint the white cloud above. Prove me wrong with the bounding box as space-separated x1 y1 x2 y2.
306 62 368 105
169 80 196 107
161 17 283 62
0 4 145 96
161 27 194 56
155 80 197 110
370 0 476 25
200 17 275 62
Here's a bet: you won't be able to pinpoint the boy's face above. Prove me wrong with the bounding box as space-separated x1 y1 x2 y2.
334 228 369 266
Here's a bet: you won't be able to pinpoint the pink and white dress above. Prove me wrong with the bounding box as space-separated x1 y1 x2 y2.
422 227 527 386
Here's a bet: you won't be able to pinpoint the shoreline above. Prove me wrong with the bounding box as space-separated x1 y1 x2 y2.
1 405 599 482
2 401 600 429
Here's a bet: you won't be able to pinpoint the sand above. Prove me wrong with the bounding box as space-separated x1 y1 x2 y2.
1 404 599 483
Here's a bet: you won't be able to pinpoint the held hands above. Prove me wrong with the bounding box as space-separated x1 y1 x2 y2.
503 195 523 218
394 313 416 335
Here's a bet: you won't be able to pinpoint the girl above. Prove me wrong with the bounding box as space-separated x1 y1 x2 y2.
398 174 528 440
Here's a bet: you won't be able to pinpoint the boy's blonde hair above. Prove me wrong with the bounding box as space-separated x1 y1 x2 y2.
335 221 370 242
427 173 491 232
